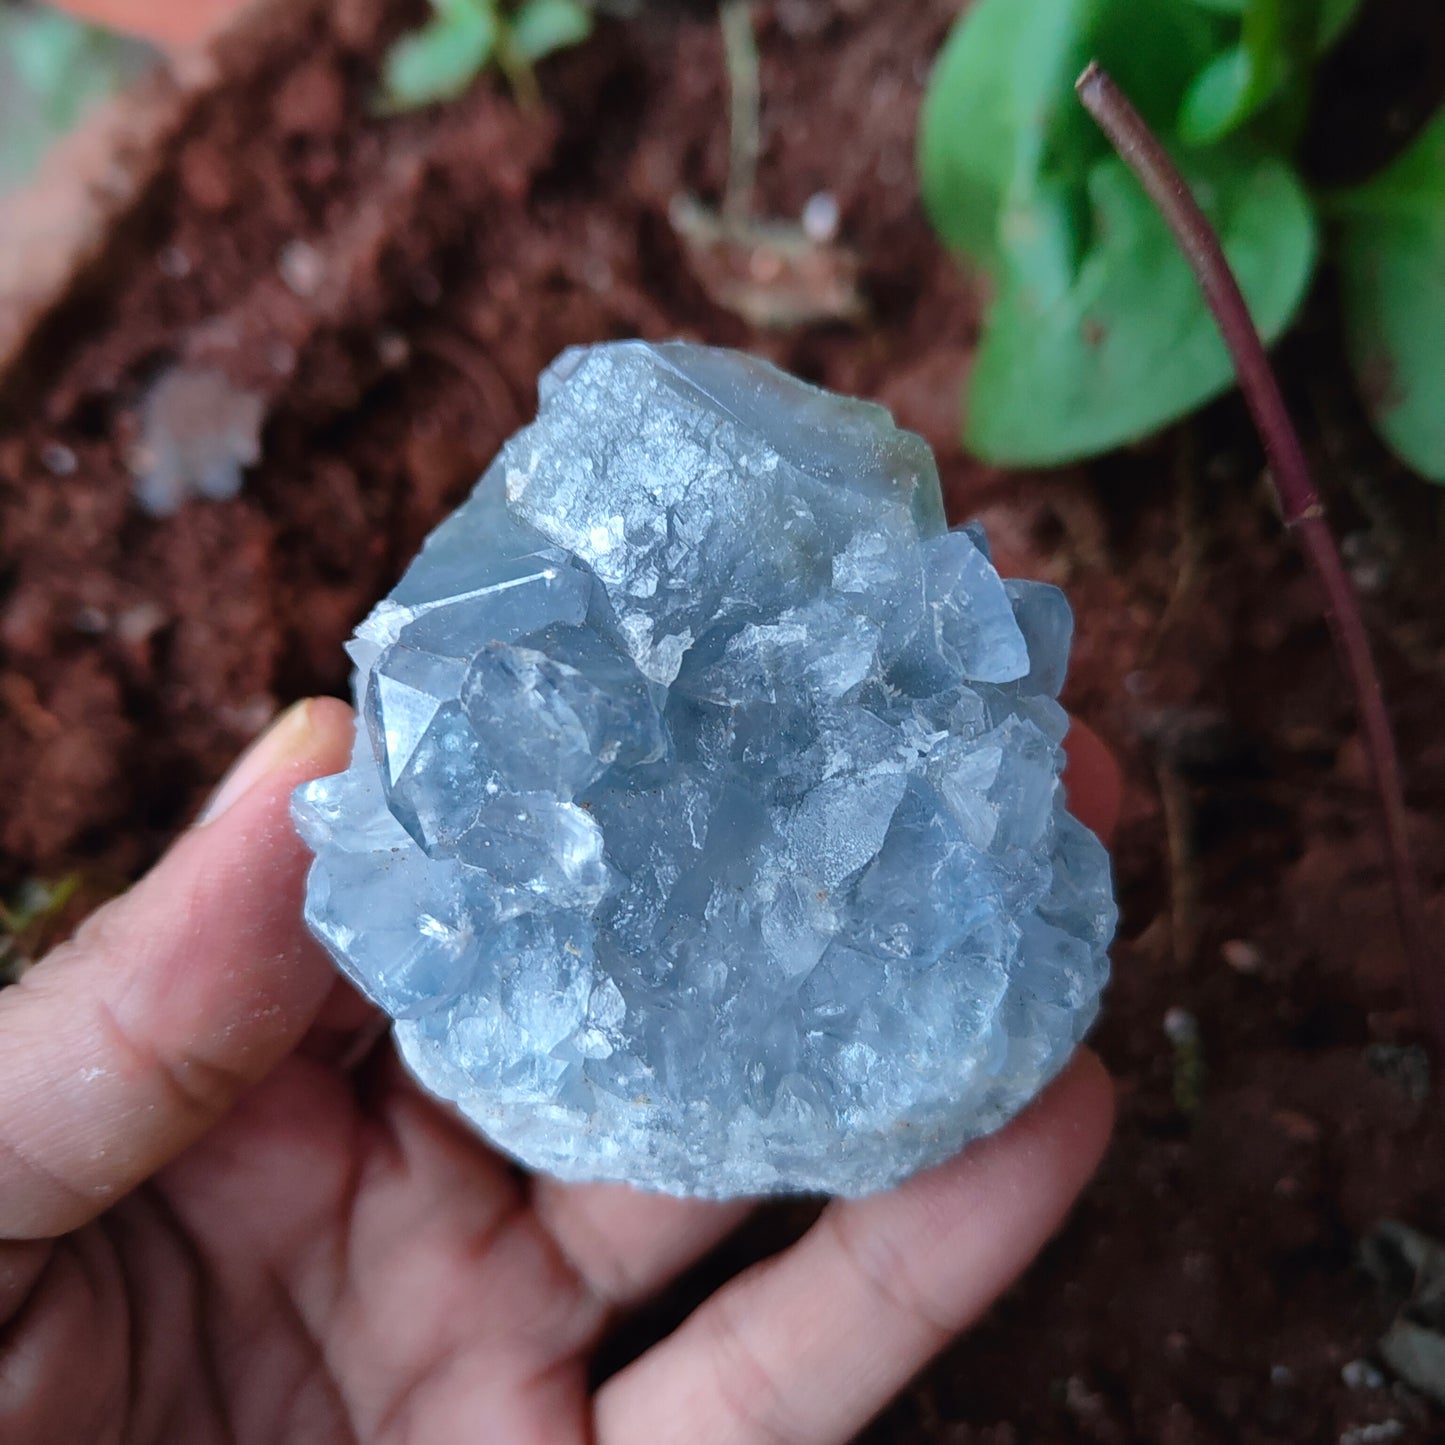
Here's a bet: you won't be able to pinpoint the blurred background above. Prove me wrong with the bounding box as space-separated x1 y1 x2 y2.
3 2 1445 1441
0 0 154 196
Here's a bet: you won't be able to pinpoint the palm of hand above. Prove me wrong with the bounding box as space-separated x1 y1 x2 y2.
1 700 1112 1445
28 1052 605 1442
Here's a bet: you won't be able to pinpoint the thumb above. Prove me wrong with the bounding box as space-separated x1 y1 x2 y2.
0 697 352 1239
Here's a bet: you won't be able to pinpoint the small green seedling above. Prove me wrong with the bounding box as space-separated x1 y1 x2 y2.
919 0 1445 482
0 875 80 982
1162 1007 1206 1120
1330 110 1445 485
379 0 592 113
0 3 153 195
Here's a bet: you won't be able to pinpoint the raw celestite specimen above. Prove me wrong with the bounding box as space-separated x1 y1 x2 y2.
295 341 1115 1197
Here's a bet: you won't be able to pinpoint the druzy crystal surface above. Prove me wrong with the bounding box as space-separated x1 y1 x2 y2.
295 341 1115 1197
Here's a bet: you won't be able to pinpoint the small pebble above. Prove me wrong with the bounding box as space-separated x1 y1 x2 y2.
219 694 280 738
116 601 168 646
158 245 193 279
377 331 410 369
1365 1043 1433 1105
278 239 326 297
40 443 77 476
1222 938 1263 974
1163 1007 1200 1046
1342 530 1390 596
1271 1109 1322 1144
1340 1422 1404 1445
130 365 265 517
72 606 109 635
801 191 841 244
1181 1250 1213 1282
1343 1360 1387 1391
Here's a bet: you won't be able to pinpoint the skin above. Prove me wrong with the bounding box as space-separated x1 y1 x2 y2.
0 698 1118 1444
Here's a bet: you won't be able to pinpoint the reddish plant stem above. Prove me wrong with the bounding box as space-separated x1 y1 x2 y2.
1076 62 1441 1061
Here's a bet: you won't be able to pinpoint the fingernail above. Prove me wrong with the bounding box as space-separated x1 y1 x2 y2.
198 700 315 825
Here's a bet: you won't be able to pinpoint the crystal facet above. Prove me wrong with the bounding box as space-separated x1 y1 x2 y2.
295 341 1116 1197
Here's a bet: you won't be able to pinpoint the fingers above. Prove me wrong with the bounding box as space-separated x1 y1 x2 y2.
532 721 1119 1318
532 1179 753 1311
595 1051 1113 1445
0 698 353 1240
1062 718 1122 846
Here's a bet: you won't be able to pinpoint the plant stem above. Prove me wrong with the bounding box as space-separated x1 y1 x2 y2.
1076 61 1440 1063
495 11 541 111
719 0 759 228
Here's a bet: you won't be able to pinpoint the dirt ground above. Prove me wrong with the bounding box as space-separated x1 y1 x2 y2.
2 1 1445 1439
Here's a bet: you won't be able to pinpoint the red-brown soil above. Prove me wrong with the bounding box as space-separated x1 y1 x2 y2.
3 2 1445 1439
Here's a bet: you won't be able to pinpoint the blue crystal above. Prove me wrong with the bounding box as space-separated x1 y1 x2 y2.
295 340 1116 1198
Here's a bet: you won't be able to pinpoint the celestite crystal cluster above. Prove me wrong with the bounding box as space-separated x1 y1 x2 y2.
295 341 1115 1197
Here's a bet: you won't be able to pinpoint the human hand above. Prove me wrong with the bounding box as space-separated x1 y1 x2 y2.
0 698 1116 1444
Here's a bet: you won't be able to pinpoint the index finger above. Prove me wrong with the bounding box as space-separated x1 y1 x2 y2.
531 718 1121 1312
1063 716 1122 846
595 1051 1114 1445
0 698 352 1239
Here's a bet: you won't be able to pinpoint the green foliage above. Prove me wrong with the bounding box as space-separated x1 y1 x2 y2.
509 0 594 62
0 3 154 195
919 0 1445 481
1332 111 1445 481
0 875 79 981
379 0 592 112
968 157 1315 465
381 0 500 110
919 0 1322 466
1177 0 1363 145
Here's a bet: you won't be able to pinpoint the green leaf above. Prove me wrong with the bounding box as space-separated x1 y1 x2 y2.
1179 0 1366 146
0 8 154 195
965 154 1318 466
1084 1 1224 123
1179 45 1259 143
919 0 1222 270
509 0 593 62
1179 0 1295 145
918 0 1093 269
1318 0 1366 48
1186 0 1364 51
918 0 1328 466
1333 106 1445 213
380 0 498 112
1240 0 1286 73
1334 109 1445 481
